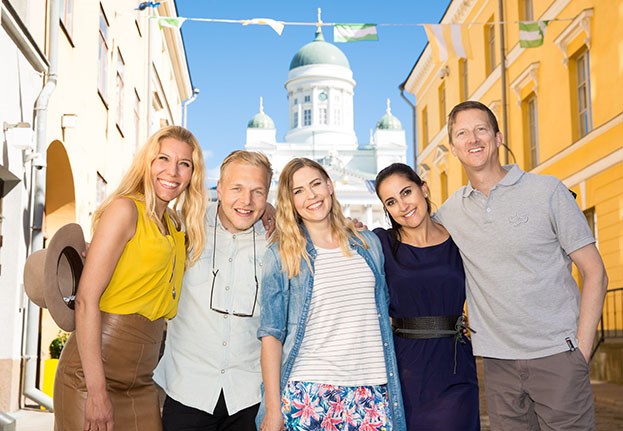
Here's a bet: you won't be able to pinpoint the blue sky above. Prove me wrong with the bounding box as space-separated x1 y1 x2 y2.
176 1 450 183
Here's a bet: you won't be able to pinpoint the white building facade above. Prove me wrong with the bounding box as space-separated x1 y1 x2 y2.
0 0 192 418
245 29 407 227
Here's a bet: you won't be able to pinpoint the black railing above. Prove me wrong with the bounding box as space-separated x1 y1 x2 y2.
591 287 623 360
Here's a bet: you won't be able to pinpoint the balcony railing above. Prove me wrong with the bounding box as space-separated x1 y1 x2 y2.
591 287 623 359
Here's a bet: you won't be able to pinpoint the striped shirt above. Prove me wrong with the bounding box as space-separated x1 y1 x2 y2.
288 246 387 386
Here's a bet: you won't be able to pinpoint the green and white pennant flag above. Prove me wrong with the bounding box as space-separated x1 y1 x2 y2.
334 24 379 43
518 20 549 48
156 16 187 30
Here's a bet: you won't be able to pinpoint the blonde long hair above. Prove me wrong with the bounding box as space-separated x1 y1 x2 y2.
273 158 367 278
92 126 207 265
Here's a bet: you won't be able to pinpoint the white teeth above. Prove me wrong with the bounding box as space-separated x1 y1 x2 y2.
404 209 416 218
236 209 252 214
159 180 178 188
308 202 322 210
468 148 483 153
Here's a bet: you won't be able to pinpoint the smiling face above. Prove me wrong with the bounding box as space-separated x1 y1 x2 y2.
150 137 194 214
291 166 334 226
377 173 430 230
216 161 269 233
449 108 503 173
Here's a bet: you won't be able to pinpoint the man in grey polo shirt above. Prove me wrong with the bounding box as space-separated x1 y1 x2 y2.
435 100 608 430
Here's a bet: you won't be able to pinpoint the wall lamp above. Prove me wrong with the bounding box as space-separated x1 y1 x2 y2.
3 121 34 151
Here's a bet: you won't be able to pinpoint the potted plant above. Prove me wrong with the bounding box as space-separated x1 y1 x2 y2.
43 331 69 399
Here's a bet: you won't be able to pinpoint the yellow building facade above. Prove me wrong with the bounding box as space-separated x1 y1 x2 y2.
403 0 622 378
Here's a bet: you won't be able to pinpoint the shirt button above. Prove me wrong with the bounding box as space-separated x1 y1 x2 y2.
389 372 393 377
222 341 227 346
229 258 233 262
223 315 228 319
384 342 388 347
394 402 398 406
486 207 491 213
232 235 236 239
225 286 230 291
221 369 225 374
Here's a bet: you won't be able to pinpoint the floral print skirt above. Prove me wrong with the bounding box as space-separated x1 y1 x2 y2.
282 380 393 431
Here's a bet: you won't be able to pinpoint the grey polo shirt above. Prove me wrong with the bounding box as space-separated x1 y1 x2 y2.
435 164 595 360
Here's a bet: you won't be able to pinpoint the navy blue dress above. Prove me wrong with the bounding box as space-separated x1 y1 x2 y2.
374 228 480 431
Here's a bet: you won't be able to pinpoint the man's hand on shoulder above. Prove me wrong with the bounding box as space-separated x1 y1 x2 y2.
261 203 276 238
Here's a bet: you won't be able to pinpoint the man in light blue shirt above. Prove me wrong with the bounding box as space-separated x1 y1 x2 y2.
154 150 273 431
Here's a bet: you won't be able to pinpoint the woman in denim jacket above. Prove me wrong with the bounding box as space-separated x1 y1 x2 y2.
257 158 406 431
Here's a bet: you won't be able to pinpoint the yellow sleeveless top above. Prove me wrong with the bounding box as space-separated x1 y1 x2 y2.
99 197 185 320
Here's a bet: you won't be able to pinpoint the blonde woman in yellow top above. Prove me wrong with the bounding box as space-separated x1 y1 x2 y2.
54 126 206 431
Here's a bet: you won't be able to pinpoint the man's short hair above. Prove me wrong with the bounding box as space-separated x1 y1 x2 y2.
220 150 273 188
448 101 500 143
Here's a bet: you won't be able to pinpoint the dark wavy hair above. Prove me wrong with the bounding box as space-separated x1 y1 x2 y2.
374 163 431 256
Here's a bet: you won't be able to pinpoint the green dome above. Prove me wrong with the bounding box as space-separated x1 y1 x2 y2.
376 99 403 130
248 97 275 129
289 30 350 70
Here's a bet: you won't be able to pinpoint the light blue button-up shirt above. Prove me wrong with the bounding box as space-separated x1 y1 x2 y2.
154 202 267 414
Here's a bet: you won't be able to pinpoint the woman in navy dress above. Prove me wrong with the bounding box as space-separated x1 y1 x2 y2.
373 163 480 430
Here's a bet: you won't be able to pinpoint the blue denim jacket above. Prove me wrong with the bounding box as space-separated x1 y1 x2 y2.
256 228 407 431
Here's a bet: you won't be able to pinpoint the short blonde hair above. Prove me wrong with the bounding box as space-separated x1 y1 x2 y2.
93 125 207 265
220 150 273 189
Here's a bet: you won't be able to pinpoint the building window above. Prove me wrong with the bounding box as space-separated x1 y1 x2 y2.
96 172 107 206
303 109 312 126
438 82 446 129
583 207 595 234
60 0 74 40
294 98 298 105
319 108 328 125
440 171 448 203
459 59 469 101
574 49 592 138
133 89 140 150
519 0 534 21
304 95 311 103
333 109 342 126
522 93 539 170
421 106 429 147
292 112 299 128
97 4 110 105
115 49 125 133
485 18 496 75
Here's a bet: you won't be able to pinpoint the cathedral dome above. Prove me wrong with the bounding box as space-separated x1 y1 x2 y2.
247 97 275 129
289 29 350 70
376 99 403 130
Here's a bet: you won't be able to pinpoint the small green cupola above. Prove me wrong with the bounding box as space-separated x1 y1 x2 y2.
247 97 275 129
376 99 403 130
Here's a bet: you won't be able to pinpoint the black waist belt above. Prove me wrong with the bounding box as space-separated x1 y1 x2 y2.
392 315 476 374
392 315 462 339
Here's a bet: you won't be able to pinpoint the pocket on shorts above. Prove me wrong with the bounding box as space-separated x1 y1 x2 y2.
570 348 590 371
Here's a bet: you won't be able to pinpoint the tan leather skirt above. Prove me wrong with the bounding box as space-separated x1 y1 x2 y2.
54 312 165 431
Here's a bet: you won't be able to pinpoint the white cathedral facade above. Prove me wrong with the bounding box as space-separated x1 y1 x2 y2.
245 29 407 228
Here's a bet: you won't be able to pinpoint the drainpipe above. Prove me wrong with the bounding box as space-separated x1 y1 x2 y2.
22 0 59 411
181 87 199 128
399 86 418 170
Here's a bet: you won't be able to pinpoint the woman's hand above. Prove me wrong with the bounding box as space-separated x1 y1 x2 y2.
84 389 114 431
260 408 284 431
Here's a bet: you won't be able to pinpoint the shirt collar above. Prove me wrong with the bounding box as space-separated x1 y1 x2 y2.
462 164 524 197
